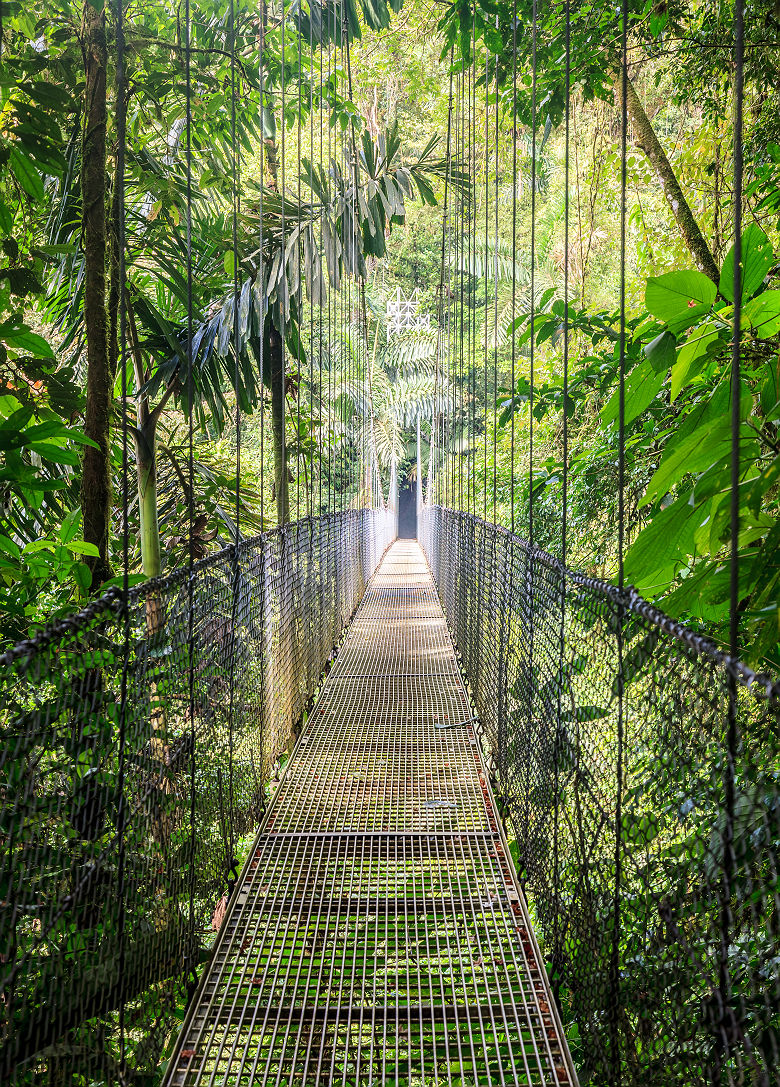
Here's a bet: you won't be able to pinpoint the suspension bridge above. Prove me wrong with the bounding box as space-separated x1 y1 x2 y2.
3 495 777 1085
1 0 778 1083
168 539 574 1085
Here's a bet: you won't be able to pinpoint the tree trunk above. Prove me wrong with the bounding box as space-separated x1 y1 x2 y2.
134 405 168 754
108 152 121 381
615 66 719 283
259 0 279 193
267 319 290 526
81 1 113 591
136 423 162 580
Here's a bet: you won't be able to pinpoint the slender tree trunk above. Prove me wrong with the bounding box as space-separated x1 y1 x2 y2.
266 319 290 526
135 420 162 580
133 402 169 761
615 66 719 283
81 1 113 589
108 155 121 380
259 0 279 193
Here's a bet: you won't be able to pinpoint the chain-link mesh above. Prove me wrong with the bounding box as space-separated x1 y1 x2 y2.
420 504 780 1087
0 508 393 1085
165 540 577 1087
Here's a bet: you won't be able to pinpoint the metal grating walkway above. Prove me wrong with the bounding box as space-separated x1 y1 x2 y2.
168 541 577 1086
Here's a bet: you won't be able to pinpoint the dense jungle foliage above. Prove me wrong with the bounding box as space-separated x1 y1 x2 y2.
1 2 779 1084
2 0 779 670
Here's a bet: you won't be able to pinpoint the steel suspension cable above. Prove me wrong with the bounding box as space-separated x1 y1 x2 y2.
460 55 466 517
114 0 129 1069
492 26 499 526
258 11 265 531
224 0 240 892
519 0 540 893
470 25 476 518
611 0 630 1077
552 0 572 1011
296 11 303 523
318 20 324 516
510 0 518 534
721 0 745 1073
326 15 333 516
308 6 315 521
483 43 489 523
528 0 537 549
455 56 460 514
280 0 287 526
184 0 198 1004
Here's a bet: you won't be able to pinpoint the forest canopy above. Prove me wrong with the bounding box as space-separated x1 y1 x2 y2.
1 0 779 670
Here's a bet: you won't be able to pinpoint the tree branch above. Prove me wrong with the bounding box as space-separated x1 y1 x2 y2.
614 64 720 283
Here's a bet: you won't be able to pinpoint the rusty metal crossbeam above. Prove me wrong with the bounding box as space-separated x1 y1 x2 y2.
167 541 577 1086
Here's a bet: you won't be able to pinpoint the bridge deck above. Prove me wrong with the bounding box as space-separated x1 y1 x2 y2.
168 541 576 1086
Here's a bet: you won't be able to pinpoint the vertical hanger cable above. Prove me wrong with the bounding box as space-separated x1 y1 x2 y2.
553 0 572 1009
492 22 499 525
528 0 537 549
721 0 745 1070
483 44 489 522
223 0 240 891
611 0 630 1077
258 8 265 531
184 0 198 1002
509 0 518 534
114 0 129 1068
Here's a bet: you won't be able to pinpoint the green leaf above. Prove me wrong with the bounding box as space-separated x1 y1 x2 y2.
645 270 716 333
29 442 80 465
742 289 780 337
622 811 660 846
601 357 666 426
0 535 21 559
100 573 147 590
644 330 676 373
66 540 100 557
624 493 704 591
614 629 660 692
0 324 55 358
9 148 44 202
720 224 773 304
663 558 756 623
223 250 235 278
671 321 723 400
641 382 746 506
73 562 92 594
58 509 81 545
561 705 609 723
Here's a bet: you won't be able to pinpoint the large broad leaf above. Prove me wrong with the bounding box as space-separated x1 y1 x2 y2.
0 322 55 358
9 148 44 202
645 270 716 334
601 356 666 426
641 381 748 507
644 330 676 373
720 224 774 304
663 557 757 623
670 321 725 400
741 289 780 338
624 493 706 592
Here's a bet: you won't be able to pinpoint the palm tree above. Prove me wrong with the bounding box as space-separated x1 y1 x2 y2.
168 124 466 530
315 300 454 510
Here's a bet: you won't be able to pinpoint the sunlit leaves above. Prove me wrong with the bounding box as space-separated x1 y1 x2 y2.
644 269 717 333
719 224 773 304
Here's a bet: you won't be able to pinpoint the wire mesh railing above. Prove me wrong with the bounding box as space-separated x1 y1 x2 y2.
420 503 780 1087
0 507 394 1085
